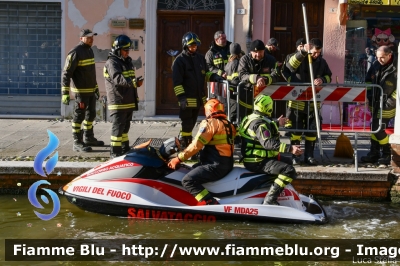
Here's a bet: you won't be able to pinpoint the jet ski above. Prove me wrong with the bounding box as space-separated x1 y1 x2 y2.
59 138 327 224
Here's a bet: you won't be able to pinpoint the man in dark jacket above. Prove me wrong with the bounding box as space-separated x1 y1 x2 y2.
361 45 397 165
281 38 305 83
224 43 242 123
205 31 232 79
284 38 332 165
104 35 143 158
239 94 302 205
62 29 104 152
172 32 222 148
238 39 279 123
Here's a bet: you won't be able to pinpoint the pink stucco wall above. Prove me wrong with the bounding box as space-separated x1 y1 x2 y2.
251 0 345 82
323 0 345 83
63 0 146 100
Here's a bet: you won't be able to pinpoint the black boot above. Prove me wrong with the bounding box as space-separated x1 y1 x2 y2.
263 183 283 205
304 140 317 165
84 129 104 146
291 140 301 165
110 146 122 159
73 132 92 152
121 141 131 155
361 139 380 163
378 144 391 165
179 136 192 150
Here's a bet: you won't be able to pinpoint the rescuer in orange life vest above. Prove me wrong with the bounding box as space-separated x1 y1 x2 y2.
168 98 236 205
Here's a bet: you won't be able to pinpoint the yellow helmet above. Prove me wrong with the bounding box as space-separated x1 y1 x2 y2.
254 94 273 116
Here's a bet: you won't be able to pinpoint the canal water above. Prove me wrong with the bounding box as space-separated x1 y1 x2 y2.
1 195 400 266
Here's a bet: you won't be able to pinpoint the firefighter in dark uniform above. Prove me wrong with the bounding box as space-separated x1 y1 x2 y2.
205 30 232 79
361 45 397 165
62 29 104 152
104 35 143 158
238 39 279 123
239 94 302 205
265 37 281 70
265 38 280 58
224 42 243 123
172 32 223 148
281 38 305 83
168 99 236 205
284 38 332 165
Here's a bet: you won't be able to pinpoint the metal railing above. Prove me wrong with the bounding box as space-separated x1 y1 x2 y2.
234 81 385 171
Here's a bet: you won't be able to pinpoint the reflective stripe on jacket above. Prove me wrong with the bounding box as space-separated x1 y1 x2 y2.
238 53 279 86
172 50 214 108
61 41 98 96
104 53 138 114
285 50 332 112
205 41 232 77
178 117 236 164
366 57 397 119
239 113 290 163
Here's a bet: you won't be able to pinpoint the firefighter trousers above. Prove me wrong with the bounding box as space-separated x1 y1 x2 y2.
110 111 133 154
244 156 297 185
182 162 232 199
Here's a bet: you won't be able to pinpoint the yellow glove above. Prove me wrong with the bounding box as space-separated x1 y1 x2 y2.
62 95 70 105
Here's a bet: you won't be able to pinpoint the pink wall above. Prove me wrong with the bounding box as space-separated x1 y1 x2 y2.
251 0 345 83
323 0 345 83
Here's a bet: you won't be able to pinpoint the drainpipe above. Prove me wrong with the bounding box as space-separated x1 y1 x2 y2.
246 0 253 53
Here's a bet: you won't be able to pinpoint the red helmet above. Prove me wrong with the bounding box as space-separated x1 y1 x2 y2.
204 98 226 118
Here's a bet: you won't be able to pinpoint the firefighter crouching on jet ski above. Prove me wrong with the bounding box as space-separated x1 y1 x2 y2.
168 99 236 205
239 94 303 205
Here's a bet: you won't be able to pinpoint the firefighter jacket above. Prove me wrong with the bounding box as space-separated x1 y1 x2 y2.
239 112 291 163
172 50 216 108
62 41 98 96
205 41 232 77
264 47 279 70
280 52 296 82
177 117 236 166
224 58 240 95
238 53 279 87
366 56 397 119
103 53 138 115
285 49 332 113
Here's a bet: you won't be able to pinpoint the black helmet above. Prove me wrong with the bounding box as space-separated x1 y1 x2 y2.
159 137 182 159
112 35 132 56
182 32 201 50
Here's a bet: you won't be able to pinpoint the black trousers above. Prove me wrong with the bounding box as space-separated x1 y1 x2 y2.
72 95 97 140
371 115 391 142
179 107 201 135
244 156 297 185
73 95 96 126
287 108 317 141
182 162 233 199
110 111 133 154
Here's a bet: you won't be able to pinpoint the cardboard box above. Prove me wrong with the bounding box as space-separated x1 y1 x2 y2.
348 104 371 127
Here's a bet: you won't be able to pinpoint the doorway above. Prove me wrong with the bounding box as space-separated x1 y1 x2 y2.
270 0 325 117
156 12 224 115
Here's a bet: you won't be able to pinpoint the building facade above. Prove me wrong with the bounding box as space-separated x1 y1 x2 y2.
1 0 399 121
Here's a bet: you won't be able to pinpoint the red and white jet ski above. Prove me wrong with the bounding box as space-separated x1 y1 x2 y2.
59 139 327 224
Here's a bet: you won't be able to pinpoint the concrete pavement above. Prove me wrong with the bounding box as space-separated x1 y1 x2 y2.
0 118 395 200
0 117 387 166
